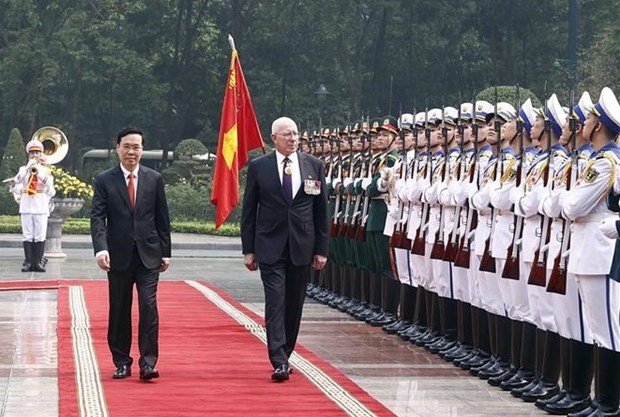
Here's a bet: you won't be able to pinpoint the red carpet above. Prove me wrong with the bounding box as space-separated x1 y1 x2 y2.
52 280 396 417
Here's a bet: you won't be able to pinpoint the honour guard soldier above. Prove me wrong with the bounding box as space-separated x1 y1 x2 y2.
400 112 433 342
366 116 400 327
455 100 495 371
511 94 568 402
425 106 460 354
565 87 620 417
383 113 418 334
537 91 596 415
9 139 56 272
439 102 477 362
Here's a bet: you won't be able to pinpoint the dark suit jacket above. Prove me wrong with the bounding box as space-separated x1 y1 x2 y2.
241 151 329 266
90 164 171 271
607 190 620 282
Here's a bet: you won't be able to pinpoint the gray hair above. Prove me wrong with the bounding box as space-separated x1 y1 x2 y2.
271 117 297 134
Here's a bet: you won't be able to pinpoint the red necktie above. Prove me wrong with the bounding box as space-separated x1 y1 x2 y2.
127 173 135 209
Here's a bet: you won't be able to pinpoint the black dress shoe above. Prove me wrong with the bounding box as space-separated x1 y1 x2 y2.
535 390 567 410
139 365 160 381
567 404 597 417
544 393 591 415
521 380 559 402
112 365 131 379
271 364 290 382
488 367 517 387
500 369 535 391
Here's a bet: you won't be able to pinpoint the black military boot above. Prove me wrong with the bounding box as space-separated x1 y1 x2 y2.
31 241 46 273
545 339 593 415
589 347 620 416
21 241 34 272
521 331 560 402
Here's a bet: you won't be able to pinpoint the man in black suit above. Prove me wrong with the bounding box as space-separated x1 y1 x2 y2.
241 116 329 382
90 127 172 381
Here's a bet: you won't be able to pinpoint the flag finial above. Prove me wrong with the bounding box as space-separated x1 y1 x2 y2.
228 34 236 51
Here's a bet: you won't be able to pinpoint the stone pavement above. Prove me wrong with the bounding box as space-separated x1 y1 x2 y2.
0 233 546 417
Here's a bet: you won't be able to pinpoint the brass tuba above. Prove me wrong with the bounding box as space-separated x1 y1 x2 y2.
31 126 69 165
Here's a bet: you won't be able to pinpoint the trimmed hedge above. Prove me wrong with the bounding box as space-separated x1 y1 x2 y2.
0 216 240 237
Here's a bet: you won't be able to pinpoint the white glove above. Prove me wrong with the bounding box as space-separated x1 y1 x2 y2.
614 168 620 194
26 158 37 168
388 204 399 219
343 177 353 188
380 167 393 181
361 177 372 190
599 218 620 240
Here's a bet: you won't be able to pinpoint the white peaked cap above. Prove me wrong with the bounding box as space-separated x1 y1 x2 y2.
546 93 567 137
573 91 594 123
594 87 620 135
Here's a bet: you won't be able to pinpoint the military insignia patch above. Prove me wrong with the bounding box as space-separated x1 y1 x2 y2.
582 167 599 183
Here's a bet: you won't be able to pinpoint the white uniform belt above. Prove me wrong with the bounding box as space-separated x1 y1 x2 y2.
573 213 614 223
496 209 512 215
371 196 387 200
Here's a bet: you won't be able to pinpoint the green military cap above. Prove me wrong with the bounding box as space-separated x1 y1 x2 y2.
321 128 331 138
300 131 310 141
340 125 351 136
370 118 381 133
378 115 398 135
351 121 362 134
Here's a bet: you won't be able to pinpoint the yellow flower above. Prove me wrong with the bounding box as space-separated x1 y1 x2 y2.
50 166 94 199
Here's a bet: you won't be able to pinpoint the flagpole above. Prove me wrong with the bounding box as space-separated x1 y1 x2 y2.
228 34 236 52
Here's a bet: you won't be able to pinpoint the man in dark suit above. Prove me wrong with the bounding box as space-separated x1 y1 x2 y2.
90 127 172 381
241 116 329 382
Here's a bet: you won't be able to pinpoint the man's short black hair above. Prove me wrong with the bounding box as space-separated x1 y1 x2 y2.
116 127 144 145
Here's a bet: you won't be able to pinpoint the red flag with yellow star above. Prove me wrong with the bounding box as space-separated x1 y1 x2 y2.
211 45 264 229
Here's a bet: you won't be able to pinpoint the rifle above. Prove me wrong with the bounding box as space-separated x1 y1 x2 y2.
411 108 431 255
479 89 501 273
528 83 552 287
355 119 373 241
329 132 343 237
454 102 479 269
430 105 448 259
502 85 523 280
338 129 354 237
397 110 418 250
444 103 464 262
390 126 408 248
547 90 577 295
347 126 366 239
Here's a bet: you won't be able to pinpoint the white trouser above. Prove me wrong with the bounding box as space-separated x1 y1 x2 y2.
430 256 452 298
550 272 593 343
21 213 48 242
468 254 482 308
411 253 427 288
478 263 504 316
504 258 532 322
395 248 416 287
496 259 512 317
574 274 620 352
452 265 470 303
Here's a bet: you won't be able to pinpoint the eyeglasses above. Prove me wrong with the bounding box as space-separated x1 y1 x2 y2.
120 144 143 152
275 131 299 139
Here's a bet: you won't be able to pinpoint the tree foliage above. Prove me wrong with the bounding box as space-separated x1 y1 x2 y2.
0 0 614 222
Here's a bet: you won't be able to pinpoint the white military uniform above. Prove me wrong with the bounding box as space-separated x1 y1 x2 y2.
540 144 594 343
561 143 620 351
11 146 55 242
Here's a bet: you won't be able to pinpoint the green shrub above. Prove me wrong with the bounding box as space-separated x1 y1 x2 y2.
0 215 240 236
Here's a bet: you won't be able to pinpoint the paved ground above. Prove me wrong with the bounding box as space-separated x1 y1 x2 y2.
0 233 547 417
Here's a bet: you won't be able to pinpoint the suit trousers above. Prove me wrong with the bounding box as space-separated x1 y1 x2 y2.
260 250 310 369
107 246 160 368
